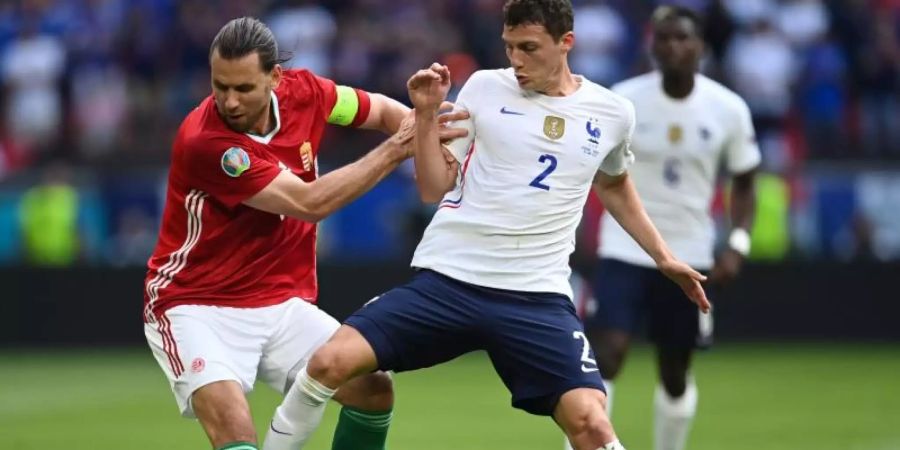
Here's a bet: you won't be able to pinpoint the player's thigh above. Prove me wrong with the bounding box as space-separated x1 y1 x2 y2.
144 305 265 417
257 298 340 394
585 258 653 336
344 270 481 373
647 270 707 351
484 294 605 416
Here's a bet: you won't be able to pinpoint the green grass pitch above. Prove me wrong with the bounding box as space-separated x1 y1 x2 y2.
2 344 898 449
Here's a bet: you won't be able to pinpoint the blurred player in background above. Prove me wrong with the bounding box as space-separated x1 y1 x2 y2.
576 6 760 450
262 2 709 450
142 17 467 450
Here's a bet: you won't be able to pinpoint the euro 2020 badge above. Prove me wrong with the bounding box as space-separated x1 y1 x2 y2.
221 147 251 177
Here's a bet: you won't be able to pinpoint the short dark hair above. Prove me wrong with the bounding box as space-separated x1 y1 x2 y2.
503 0 574 42
651 5 704 36
209 17 287 72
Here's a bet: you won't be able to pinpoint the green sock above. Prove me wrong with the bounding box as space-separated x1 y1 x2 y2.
331 406 393 450
216 442 257 450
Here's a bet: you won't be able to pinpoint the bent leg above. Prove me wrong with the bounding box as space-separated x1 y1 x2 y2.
266 271 479 450
258 299 390 450
264 325 379 450
145 306 265 449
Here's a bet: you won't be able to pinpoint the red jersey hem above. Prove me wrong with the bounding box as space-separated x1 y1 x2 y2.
144 293 318 323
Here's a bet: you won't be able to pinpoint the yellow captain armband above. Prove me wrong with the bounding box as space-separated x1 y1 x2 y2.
327 85 360 126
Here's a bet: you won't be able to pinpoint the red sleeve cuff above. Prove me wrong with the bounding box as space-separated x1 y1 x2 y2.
350 89 372 128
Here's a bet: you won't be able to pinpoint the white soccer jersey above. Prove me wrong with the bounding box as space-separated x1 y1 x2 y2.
411 68 635 298
599 72 761 270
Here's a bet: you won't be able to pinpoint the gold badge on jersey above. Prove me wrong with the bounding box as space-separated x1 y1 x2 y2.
299 141 314 171
668 124 683 145
543 116 566 140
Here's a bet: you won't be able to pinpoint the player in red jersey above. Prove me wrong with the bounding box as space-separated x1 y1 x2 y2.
143 17 467 450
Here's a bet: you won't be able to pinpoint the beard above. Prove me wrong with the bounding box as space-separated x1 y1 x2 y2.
218 99 269 134
223 115 253 133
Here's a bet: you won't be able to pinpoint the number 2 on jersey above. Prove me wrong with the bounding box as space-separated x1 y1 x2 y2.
573 331 599 373
529 154 558 191
663 157 682 188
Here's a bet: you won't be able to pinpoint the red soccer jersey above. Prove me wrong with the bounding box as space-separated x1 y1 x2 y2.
143 69 371 322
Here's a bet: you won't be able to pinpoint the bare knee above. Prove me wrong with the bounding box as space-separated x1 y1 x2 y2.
590 330 630 379
306 326 378 389
307 343 354 387
191 381 256 447
333 371 394 411
555 388 616 450
567 405 612 439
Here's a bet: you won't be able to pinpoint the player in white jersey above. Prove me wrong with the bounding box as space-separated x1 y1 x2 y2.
578 7 760 450
262 2 709 450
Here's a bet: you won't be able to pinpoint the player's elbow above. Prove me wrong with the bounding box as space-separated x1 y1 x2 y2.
286 209 325 223
287 199 329 223
416 181 450 204
418 189 444 204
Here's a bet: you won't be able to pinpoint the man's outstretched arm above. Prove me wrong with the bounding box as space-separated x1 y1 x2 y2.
245 109 469 222
359 93 410 134
593 170 710 313
244 135 410 223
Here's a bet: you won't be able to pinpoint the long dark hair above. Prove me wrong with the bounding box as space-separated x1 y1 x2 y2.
209 17 290 72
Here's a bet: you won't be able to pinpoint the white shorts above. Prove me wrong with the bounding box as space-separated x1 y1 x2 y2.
144 298 340 417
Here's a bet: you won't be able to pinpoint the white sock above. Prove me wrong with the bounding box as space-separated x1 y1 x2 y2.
567 438 626 450
263 367 336 450
653 379 697 450
564 380 615 450
599 439 626 450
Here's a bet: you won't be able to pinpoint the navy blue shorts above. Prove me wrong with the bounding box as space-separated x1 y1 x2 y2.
583 258 711 349
345 270 605 416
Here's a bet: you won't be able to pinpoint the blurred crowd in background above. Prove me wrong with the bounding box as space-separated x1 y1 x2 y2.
1 0 899 268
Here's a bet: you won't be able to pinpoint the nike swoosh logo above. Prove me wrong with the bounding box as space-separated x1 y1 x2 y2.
270 422 292 436
500 107 525 116
582 365 599 373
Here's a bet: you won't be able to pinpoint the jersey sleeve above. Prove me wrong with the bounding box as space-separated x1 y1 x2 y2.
313 75 372 127
181 136 281 208
443 72 483 162
724 98 762 174
599 99 636 176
